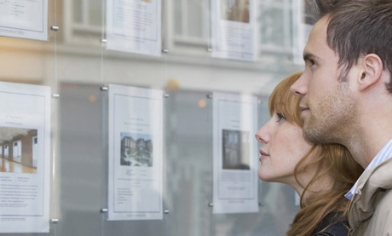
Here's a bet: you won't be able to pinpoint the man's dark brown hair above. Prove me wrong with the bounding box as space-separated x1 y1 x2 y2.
314 0 392 92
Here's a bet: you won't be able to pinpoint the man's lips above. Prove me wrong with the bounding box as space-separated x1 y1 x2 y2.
299 105 309 114
299 105 309 112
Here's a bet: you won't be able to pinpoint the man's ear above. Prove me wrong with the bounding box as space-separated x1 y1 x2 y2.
358 53 383 91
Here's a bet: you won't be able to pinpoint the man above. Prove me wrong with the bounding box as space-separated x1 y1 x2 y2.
290 0 392 235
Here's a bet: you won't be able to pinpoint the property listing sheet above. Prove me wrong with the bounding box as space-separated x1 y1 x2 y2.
0 82 51 233
108 84 163 220
106 0 162 56
210 0 257 61
212 92 258 214
0 0 48 41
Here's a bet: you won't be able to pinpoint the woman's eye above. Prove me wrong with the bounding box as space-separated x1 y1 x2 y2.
276 112 286 122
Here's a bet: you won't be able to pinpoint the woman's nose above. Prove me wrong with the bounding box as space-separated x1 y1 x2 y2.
255 127 268 144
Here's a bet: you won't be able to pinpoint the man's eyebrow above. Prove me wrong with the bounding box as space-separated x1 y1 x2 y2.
303 53 314 62
303 53 321 62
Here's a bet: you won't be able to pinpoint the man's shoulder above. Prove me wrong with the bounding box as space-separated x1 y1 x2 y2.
349 160 392 235
357 158 392 196
361 189 392 235
374 189 392 211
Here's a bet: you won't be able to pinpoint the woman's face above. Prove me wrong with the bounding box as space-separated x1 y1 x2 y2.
255 110 314 186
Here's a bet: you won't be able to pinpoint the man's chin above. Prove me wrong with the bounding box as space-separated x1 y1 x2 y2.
303 122 320 143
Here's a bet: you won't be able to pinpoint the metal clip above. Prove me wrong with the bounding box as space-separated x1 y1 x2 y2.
164 209 170 214
208 202 214 207
50 26 59 31
100 86 108 91
51 219 59 224
162 49 169 53
100 208 108 213
52 93 60 98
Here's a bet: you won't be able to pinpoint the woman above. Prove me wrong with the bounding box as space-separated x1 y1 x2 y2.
255 72 363 236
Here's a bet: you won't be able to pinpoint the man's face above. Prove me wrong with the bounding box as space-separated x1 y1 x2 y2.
290 17 357 144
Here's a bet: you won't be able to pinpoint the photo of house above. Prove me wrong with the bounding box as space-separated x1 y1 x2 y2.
222 129 250 170
120 133 153 167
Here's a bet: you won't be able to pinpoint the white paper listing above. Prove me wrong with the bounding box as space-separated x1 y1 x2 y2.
210 0 258 61
108 84 163 220
106 0 162 56
0 82 51 233
0 0 48 41
212 92 258 214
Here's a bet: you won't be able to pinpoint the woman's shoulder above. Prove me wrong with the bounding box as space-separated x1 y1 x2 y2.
312 212 349 236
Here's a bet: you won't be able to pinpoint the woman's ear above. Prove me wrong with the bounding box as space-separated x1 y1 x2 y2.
358 53 383 91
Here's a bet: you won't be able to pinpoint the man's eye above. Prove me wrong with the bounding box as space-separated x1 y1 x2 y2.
305 58 316 68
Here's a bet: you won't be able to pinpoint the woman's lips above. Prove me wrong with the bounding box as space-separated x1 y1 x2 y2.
259 149 269 161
